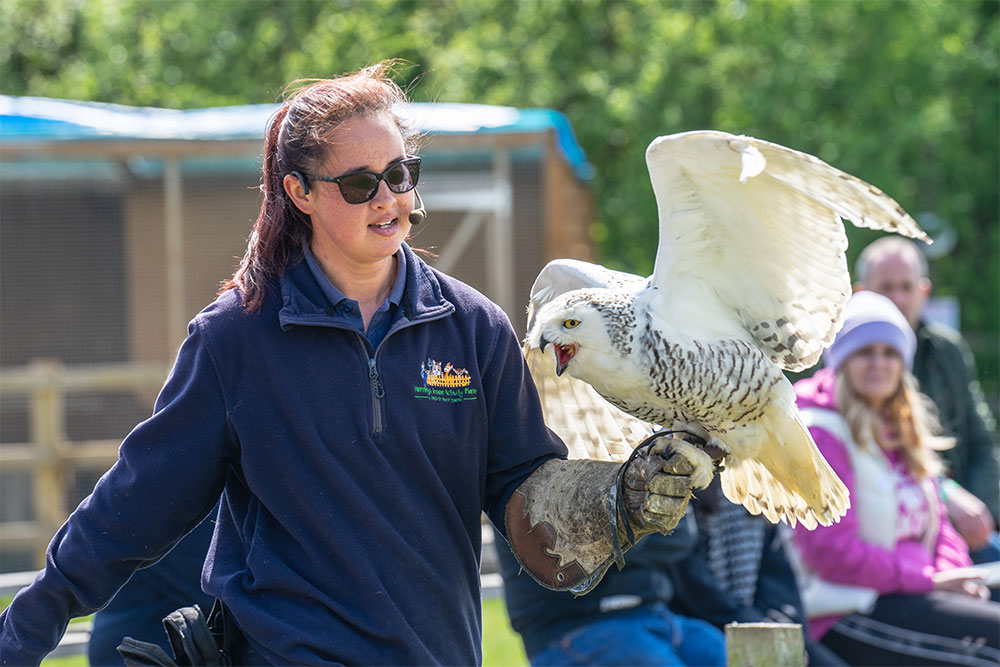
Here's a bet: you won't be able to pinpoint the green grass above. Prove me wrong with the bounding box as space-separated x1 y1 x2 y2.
5 594 527 666
42 657 86 667
483 596 528 667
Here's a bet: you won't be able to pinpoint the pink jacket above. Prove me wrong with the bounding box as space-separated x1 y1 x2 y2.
792 369 972 638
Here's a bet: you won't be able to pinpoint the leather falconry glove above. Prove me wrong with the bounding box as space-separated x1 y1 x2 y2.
505 431 717 595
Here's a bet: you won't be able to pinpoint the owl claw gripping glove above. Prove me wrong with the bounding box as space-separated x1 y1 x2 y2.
505 432 703 595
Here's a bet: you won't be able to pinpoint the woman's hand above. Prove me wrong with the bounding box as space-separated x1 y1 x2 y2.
932 568 990 599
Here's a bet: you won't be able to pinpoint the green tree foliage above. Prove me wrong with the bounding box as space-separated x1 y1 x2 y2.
2 0 997 394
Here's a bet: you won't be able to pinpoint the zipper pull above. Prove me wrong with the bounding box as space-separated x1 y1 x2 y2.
368 358 385 399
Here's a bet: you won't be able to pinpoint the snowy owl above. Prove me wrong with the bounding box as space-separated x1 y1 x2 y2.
526 130 929 529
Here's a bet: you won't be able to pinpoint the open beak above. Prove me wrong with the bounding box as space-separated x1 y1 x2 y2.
538 335 577 376
552 343 577 376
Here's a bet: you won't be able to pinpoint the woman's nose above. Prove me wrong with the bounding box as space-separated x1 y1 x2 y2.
370 180 396 205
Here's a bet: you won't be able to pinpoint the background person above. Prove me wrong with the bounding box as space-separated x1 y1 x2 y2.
855 236 999 563
86 513 215 666
0 63 700 666
791 290 999 666
667 478 846 667
497 513 727 667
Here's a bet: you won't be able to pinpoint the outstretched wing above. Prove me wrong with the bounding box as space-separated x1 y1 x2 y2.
646 130 928 371
524 344 652 462
527 258 647 332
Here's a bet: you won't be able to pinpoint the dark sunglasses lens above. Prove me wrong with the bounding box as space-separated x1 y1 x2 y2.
386 160 419 193
338 173 379 203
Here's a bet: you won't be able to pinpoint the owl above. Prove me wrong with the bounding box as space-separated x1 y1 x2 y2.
526 131 929 528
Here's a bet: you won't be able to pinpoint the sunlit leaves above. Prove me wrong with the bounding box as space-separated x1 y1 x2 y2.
1 0 996 387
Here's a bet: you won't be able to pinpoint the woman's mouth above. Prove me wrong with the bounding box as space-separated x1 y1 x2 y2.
370 218 398 233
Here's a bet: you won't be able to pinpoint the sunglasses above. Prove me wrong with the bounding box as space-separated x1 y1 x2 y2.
304 156 421 204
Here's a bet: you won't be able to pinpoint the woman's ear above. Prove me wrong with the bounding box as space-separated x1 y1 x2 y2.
283 172 314 215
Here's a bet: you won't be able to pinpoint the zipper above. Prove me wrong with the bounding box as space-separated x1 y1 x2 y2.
368 357 385 433
361 304 454 436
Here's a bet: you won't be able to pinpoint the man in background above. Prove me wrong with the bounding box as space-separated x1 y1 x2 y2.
855 236 999 562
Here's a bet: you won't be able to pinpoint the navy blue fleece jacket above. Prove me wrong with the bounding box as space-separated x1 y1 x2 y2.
0 243 565 665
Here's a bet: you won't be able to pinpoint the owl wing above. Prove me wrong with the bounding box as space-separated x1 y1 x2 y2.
646 130 928 371
524 343 652 462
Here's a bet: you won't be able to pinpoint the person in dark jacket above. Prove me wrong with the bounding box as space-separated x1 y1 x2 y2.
855 236 999 564
667 478 846 666
86 514 215 666
0 62 702 666
498 512 727 666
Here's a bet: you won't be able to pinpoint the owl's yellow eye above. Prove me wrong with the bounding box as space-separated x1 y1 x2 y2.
563 319 581 329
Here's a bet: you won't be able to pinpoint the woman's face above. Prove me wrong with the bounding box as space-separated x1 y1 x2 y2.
843 343 904 408
295 113 413 273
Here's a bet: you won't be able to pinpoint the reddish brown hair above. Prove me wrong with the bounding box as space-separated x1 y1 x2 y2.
222 61 415 311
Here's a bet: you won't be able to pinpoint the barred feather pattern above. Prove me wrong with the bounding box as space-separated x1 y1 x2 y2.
637 320 782 432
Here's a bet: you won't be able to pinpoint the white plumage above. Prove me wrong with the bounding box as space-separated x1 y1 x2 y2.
526 130 929 529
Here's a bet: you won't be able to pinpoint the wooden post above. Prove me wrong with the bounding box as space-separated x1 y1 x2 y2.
164 157 185 359
725 622 805 667
488 148 514 319
28 359 66 568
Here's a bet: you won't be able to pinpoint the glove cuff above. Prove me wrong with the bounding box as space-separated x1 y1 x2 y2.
505 459 652 594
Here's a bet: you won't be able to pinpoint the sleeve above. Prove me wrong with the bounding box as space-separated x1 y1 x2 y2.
0 320 234 665
932 480 975 571
670 521 805 627
953 337 1000 522
668 522 765 626
477 310 567 539
792 427 935 595
753 525 807 624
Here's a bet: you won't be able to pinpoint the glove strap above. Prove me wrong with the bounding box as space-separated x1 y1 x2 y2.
612 429 703 570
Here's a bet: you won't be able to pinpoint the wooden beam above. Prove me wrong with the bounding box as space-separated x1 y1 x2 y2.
27 360 66 569
488 149 515 318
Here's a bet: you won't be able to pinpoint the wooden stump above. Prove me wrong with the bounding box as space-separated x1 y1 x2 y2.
725 622 805 667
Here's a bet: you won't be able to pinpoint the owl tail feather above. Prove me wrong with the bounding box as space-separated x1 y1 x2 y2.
720 408 850 529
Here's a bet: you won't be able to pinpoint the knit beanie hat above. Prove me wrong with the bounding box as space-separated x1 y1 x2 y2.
823 290 916 372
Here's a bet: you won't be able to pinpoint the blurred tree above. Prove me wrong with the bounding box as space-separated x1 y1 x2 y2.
1 0 996 398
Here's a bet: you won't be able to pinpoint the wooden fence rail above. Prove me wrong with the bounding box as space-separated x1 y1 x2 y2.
0 360 170 568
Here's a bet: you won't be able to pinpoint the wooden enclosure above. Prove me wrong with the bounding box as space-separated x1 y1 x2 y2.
0 97 594 569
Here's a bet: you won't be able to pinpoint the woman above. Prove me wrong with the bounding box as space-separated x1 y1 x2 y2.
0 63 697 666
792 290 1000 666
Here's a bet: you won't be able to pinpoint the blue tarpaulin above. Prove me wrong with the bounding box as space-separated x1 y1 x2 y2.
0 96 592 180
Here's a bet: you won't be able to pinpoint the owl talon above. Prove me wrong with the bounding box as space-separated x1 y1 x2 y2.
665 439 715 489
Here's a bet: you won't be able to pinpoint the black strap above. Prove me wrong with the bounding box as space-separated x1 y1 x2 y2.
163 605 222 666
611 429 701 569
206 599 240 666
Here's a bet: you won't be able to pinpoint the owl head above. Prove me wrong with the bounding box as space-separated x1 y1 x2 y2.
525 289 634 383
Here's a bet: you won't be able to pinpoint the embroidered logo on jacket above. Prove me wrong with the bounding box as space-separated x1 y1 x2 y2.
415 358 479 402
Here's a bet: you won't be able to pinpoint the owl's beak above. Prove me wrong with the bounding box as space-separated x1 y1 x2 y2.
552 343 577 376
